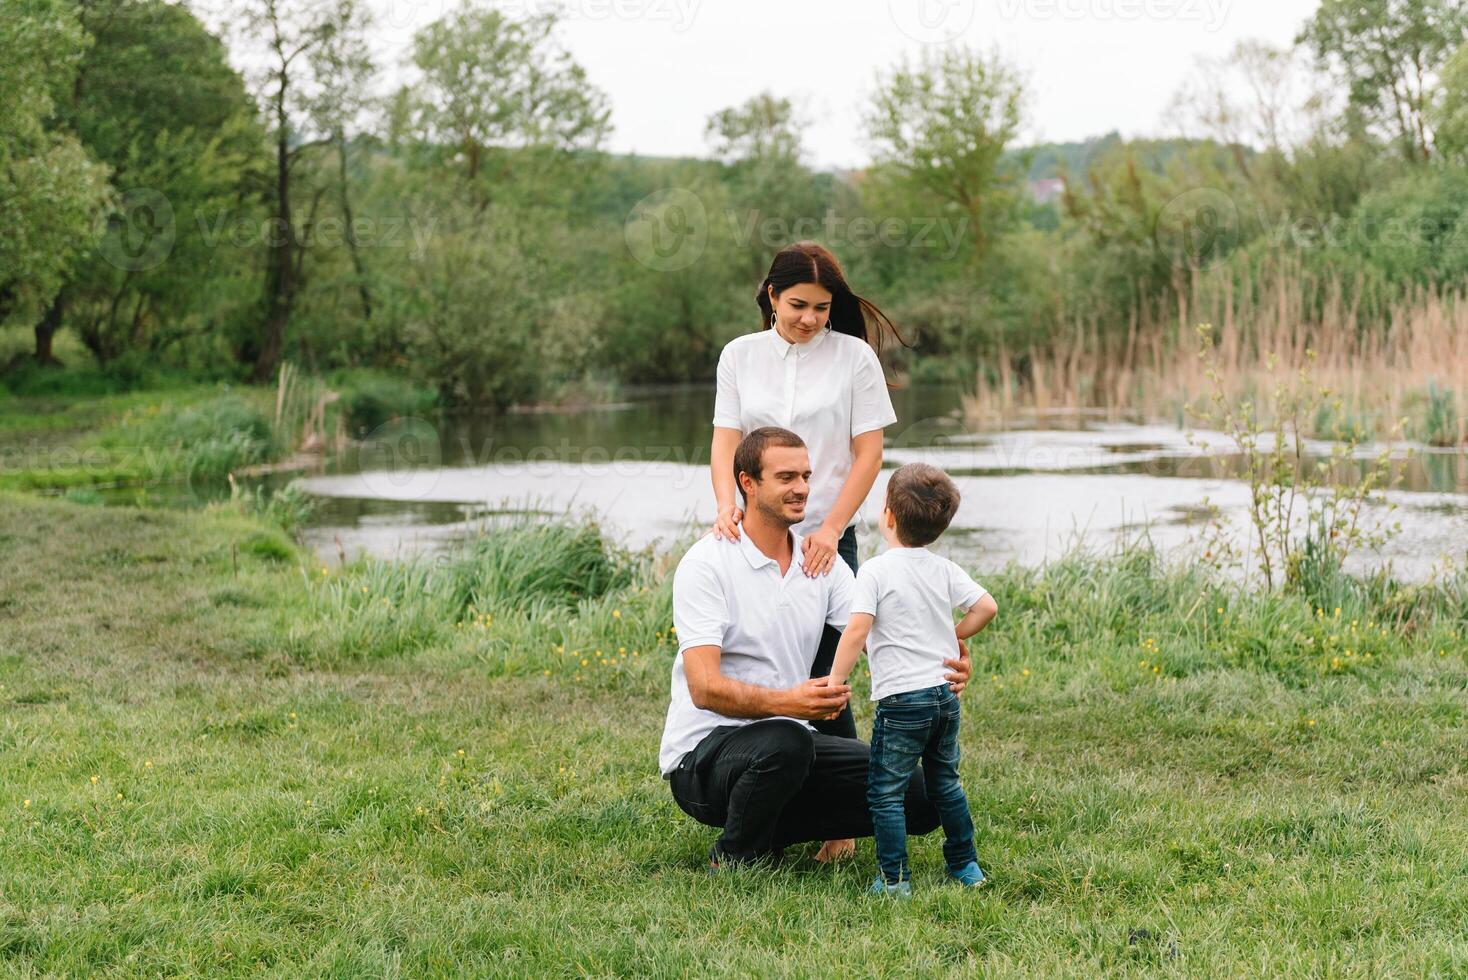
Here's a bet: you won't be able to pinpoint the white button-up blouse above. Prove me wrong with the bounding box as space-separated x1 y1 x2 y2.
712 325 897 536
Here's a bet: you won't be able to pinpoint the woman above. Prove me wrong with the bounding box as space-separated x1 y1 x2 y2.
707 241 907 859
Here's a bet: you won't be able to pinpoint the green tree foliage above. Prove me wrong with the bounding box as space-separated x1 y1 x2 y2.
54 0 262 369
1431 42 1468 162
7 0 1468 411
0 0 109 358
236 0 374 383
1298 0 1468 162
863 46 1027 268
1347 166 1468 286
405 4 610 206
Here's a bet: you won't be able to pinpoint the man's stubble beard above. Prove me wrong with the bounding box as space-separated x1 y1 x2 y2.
753 493 804 530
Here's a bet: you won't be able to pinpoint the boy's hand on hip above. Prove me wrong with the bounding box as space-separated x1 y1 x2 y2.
944 637 971 696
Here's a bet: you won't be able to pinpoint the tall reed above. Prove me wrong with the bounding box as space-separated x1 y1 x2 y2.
965 263 1468 446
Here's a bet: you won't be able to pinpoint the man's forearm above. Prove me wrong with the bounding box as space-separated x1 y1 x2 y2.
694 674 789 719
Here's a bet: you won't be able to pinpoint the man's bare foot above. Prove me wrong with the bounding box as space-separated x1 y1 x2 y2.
814 838 855 863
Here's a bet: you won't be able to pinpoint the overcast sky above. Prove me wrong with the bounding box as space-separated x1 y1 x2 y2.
348 0 1325 169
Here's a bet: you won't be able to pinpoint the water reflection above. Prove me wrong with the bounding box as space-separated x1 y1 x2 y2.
290 384 1468 581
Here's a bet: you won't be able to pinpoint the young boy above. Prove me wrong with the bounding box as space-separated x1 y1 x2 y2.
824 462 999 897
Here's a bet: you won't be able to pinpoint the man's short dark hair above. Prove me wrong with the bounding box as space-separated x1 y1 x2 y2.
886 462 960 547
734 427 806 502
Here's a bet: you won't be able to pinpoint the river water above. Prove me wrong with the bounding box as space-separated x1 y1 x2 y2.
290 384 1468 581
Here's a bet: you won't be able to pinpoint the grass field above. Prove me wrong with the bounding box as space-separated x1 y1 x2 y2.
3 477 1466 976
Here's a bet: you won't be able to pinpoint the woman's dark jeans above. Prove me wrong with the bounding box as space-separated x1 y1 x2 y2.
868 684 977 883
809 524 860 739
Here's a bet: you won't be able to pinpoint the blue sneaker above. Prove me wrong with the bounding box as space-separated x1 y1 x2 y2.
869 875 912 898
948 861 987 887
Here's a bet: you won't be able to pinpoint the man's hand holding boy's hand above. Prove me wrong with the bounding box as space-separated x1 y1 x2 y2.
784 677 849 721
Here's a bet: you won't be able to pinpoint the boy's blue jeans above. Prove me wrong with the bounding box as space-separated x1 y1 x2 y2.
868 683 977 883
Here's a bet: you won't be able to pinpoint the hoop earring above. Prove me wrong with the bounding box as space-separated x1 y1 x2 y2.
769 312 777 330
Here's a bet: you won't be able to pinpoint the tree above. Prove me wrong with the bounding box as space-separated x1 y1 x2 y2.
1164 40 1331 164
236 0 373 383
1298 0 1468 163
705 92 803 166
703 92 834 281
1430 42 1468 162
406 4 610 208
862 46 1027 268
0 0 109 363
305 0 377 324
52 0 261 367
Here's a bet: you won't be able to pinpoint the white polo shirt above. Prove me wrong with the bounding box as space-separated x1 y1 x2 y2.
659 528 856 776
713 326 898 536
849 547 989 701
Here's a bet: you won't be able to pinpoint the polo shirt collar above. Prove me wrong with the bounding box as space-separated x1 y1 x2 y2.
737 526 804 571
767 323 831 359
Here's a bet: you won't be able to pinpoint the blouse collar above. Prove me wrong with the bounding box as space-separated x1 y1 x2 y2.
768 323 832 359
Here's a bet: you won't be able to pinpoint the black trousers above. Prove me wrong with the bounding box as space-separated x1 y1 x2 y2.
810 524 860 740
668 719 942 862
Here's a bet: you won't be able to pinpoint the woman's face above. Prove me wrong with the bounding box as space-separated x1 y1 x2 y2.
768 282 833 343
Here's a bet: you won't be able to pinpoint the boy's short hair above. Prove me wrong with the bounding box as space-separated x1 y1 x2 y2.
733 426 806 502
886 463 960 547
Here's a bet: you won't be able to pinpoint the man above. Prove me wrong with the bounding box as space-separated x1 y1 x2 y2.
660 426 972 868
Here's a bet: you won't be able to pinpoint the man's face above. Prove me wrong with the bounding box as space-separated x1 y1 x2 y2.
742 444 811 527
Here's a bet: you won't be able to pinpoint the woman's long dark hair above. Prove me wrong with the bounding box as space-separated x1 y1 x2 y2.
755 241 910 359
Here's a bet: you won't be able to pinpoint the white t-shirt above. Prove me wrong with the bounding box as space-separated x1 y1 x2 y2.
659 528 856 775
849 547 989 701
713 326 898 536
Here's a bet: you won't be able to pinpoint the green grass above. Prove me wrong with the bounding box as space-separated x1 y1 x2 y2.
0 367 437 496
2 491 1465 976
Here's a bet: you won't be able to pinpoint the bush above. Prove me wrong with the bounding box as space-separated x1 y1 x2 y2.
295 516 641 662
336 373 438 437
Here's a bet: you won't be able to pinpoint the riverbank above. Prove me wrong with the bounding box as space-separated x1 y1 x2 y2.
2 490 1464 975
0 367 435 497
